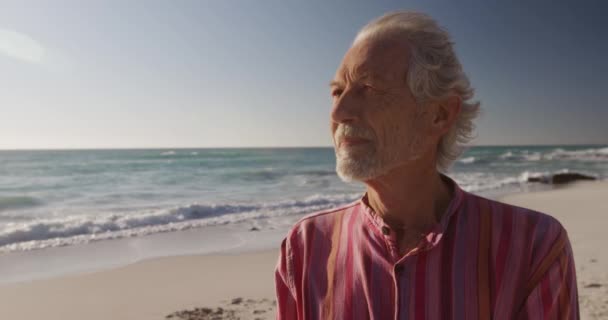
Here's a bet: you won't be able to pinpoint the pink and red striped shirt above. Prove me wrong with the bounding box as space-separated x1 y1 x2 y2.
274 176 579 319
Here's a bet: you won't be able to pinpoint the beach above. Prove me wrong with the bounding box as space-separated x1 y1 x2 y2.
0 250 279 320
1 0 606 317
0 180 605 319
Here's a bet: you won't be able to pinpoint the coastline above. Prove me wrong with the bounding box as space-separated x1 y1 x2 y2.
0 180 606 319
0 214 295 285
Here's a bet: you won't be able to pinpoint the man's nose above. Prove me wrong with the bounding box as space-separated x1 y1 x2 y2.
330 90 360 124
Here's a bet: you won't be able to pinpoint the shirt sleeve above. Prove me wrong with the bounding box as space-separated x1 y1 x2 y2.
275 237 299 320
517 234 580 319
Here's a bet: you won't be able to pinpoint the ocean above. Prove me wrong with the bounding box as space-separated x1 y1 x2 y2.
0 145 607 253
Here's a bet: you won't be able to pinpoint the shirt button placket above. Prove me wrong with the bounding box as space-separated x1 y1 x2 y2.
393 263 404 320
381 226 401 262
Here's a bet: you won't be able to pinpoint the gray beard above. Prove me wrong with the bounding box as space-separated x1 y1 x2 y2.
336 153 384 182
335 147 399 182
335 135 425 183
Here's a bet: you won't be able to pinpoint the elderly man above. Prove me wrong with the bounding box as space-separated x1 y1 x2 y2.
275 11 579 320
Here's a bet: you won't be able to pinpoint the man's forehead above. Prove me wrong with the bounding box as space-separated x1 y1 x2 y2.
334 37 410 83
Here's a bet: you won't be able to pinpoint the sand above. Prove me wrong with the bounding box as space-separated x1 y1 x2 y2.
0 250 279 320
0 180 606 319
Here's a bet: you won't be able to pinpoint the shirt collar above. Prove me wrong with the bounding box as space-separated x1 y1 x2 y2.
358 173 464 249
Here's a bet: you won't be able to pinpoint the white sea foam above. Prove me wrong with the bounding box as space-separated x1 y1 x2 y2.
499 147 608 162
456 174 525 193
516 170 562 184
499 150 542 161
543 147 608 161
454 169 600 193
522 152 542 161
499 151 515 160
457 156 476 164
160 151 176 156
0 193 362 252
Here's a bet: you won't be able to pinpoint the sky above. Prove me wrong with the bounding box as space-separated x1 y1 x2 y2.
0 0 606 149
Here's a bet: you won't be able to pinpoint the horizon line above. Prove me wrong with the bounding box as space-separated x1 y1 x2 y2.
0 143 606 152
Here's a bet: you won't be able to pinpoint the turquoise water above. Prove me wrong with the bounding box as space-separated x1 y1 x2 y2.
0 145 606 252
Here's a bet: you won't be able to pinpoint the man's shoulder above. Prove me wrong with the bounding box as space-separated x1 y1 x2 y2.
464 192 568 251
466 192 576 291
466 192 564 229
282 201 360 242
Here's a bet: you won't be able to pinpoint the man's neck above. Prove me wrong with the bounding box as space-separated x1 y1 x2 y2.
364 162 452 234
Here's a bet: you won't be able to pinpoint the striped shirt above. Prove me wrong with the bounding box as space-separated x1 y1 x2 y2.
274 176 579 319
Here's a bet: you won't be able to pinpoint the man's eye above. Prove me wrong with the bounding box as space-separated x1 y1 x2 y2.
331 89 343 97
363 84 384 95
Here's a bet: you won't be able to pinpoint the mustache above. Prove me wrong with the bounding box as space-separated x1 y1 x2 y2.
334 124 375 141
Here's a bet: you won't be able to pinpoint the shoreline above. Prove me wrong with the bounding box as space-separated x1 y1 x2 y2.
0 181 548 286
0 216 293 285
0 180 560 285
0 180 606 319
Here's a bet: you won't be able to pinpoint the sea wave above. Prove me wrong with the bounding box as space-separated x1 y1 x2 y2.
457 156 476 164
456 169 600 193
1 164 603 252
543 147 608 161
498 150 542 161
0 196 43 212
498 147 608 162
457 174 525 193
0 193 361 252
299 170 336 176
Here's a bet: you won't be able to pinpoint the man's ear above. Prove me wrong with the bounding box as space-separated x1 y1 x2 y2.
432 96 462 134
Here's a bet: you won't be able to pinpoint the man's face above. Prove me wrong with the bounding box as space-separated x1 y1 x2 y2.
330 36 433 182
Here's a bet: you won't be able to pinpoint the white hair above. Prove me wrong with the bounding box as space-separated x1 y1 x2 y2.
354 11 481 172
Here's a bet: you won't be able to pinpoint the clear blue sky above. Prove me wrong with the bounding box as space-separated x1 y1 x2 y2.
1 0 606 149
